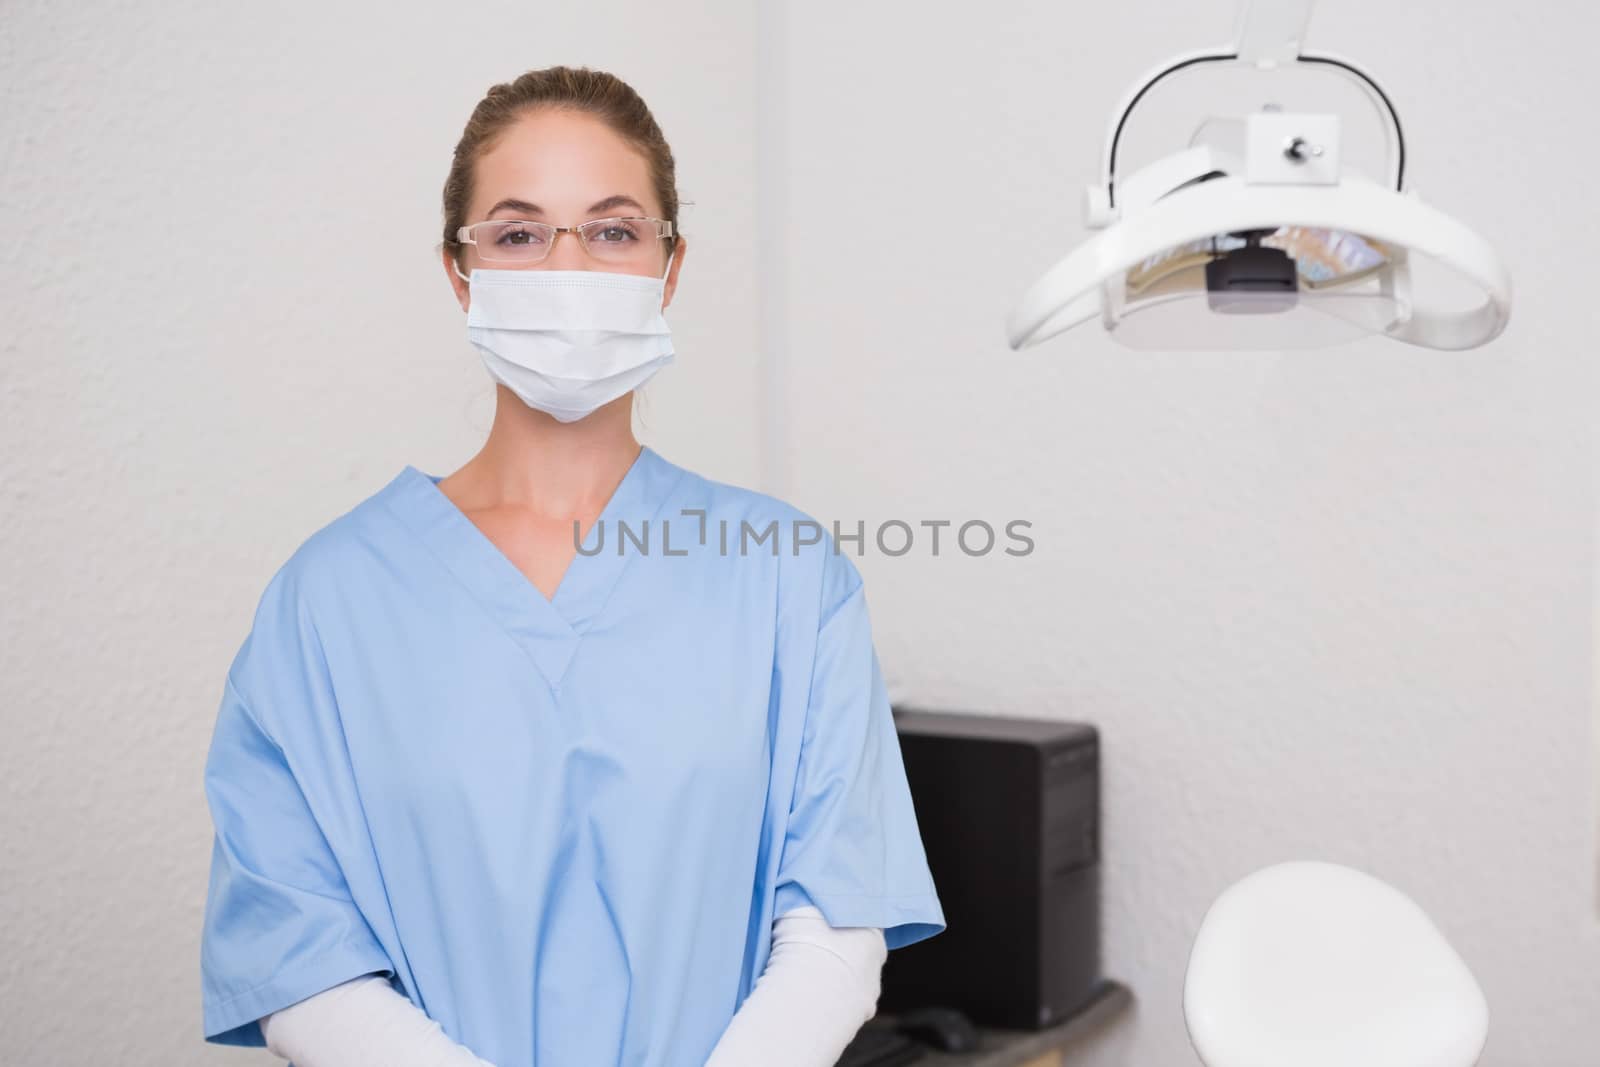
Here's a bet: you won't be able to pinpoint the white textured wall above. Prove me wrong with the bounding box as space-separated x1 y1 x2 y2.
5 0 1599 1064
765 1 1600 1064
0 1 762 1062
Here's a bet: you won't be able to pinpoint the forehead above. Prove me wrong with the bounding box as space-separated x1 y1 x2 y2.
470 108 657 219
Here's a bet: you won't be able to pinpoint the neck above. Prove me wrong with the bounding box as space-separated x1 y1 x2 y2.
458 386 642 518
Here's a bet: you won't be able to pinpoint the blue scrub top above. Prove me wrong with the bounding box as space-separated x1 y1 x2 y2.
199 445 945 1065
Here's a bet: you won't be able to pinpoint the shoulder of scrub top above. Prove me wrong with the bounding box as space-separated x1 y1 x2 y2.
221 466 874 725
669 464 866 626
220 484 398 737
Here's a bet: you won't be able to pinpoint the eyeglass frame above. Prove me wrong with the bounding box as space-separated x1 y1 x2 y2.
454 215 676 264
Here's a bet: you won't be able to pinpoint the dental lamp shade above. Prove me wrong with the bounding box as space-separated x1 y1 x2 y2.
1005 0 1512 352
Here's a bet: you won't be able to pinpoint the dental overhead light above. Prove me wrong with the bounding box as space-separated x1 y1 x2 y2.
1005 0 1512 352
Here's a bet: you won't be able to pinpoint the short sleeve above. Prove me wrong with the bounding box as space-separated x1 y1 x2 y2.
199 669 394 1046
772 559 946 951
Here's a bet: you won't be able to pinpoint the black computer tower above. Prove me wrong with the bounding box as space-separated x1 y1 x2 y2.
881 708 1102 1030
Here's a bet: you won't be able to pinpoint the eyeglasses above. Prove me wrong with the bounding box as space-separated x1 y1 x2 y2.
455 216 675 267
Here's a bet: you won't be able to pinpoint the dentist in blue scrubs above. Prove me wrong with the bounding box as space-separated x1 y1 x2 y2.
198 65 944 1067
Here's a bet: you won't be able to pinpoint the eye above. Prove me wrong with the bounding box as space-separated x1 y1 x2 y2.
494 223 547 247
590 221 640 244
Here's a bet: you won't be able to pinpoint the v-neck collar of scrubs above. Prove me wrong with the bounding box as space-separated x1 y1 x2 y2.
382 444 684 690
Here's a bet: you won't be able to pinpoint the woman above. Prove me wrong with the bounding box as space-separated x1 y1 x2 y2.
198 66 944 1066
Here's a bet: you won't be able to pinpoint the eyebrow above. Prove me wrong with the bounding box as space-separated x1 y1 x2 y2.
485 194 646 219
